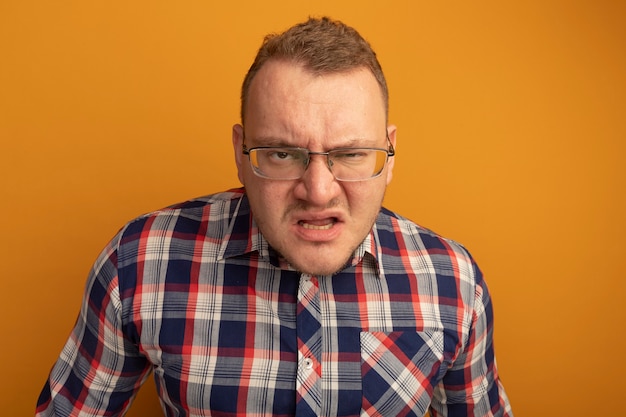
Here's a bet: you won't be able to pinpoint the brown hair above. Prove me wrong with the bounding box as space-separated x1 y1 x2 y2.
240 17 389 124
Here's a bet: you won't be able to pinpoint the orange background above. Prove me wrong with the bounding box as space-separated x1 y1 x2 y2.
1 1 624 416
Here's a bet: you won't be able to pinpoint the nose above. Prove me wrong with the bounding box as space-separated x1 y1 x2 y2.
293 154 342 207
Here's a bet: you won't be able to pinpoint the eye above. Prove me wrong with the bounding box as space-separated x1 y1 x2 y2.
274 151 293 160
332 149 370 162
266 148 304 163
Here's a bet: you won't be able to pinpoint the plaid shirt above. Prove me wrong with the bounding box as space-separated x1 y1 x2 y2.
37 188 512 416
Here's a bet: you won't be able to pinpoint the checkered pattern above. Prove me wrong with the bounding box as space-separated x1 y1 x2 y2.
37 188 512 416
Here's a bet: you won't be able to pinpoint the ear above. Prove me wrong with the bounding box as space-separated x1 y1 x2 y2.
385 124 397 185
232 123 246 185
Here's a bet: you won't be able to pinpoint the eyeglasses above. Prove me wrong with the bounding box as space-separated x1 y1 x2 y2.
242 138 395 181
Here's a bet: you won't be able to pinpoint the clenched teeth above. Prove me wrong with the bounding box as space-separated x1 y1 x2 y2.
299 220 335 230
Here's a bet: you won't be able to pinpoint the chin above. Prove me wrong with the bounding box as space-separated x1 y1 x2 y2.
269 232 361 276
295 265 344 276
284 252 352 276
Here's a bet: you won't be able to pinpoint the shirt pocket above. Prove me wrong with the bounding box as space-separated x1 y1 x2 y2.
360 330 447 417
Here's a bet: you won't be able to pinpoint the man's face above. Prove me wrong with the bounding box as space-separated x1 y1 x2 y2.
233 60 396 276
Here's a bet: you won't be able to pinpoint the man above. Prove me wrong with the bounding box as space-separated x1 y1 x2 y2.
37 17 513 416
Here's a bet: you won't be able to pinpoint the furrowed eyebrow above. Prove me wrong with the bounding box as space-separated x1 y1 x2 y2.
244 133 382 149
332 138 376 148
244 136 296 148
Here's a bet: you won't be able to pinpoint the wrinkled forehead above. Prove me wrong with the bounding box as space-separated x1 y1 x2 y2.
243 59 388 125
245 60 387 125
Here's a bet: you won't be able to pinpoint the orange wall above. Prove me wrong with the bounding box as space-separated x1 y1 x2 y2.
1 1 624 416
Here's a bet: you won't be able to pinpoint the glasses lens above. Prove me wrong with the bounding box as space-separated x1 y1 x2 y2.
330 149 389 181
249 148 307 179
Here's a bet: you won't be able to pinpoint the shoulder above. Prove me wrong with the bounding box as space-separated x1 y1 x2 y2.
377 207 472 259
375 207 479 285
108 188 247 266
119 188 246 239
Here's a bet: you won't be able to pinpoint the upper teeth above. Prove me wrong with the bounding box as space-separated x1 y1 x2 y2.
301 222 333 230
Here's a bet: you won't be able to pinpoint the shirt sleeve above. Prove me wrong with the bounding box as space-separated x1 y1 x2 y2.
36 232 152 416
430 260 514 417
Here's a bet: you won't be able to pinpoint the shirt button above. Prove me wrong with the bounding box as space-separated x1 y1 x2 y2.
304 358 314 370
302 274 311 281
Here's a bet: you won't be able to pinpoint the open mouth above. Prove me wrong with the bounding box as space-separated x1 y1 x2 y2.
298 218 337 230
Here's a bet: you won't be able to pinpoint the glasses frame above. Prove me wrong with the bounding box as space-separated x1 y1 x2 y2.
242 136 395 181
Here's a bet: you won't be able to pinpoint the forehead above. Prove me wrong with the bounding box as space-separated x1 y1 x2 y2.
244 60 386 141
